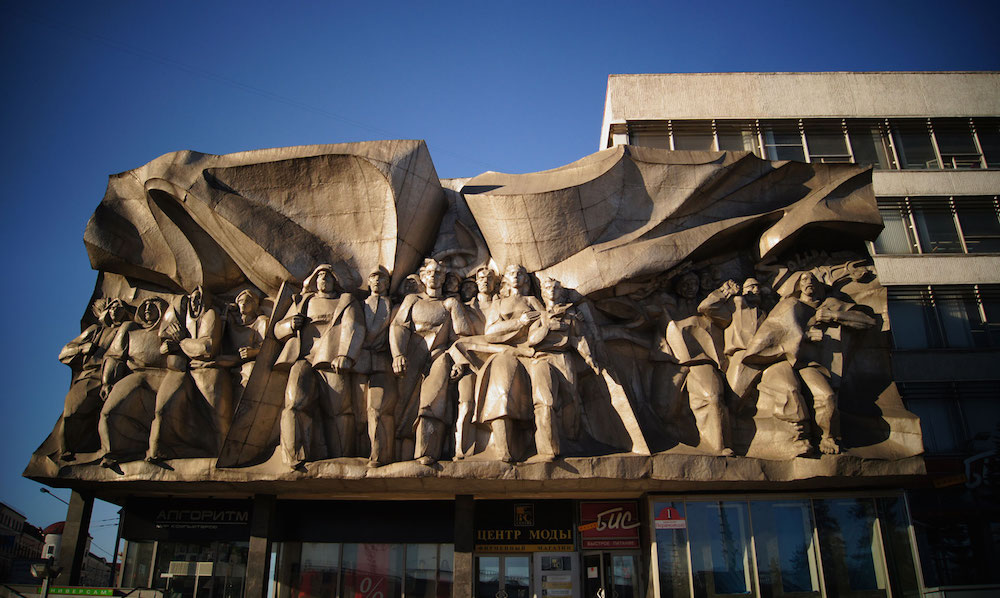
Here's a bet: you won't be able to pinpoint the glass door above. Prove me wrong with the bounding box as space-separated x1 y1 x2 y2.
582 552 639 598
534 552 579 598
476 555 530 598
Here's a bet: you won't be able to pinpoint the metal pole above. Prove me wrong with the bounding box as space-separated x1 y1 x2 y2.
109 509 123 587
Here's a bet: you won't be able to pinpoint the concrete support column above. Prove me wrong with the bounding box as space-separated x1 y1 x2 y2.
453 495 474 598
244 494 277 598
55 490 94 586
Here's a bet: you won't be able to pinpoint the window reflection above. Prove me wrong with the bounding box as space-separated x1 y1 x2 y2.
653 501 691 598
750 500 820 598
687 501 753 597
813 498 888 598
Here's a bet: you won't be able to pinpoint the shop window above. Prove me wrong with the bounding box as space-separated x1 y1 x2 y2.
405 543 439 598
296 543 340 598
974 117 1000 168
890 120 940 169
341 543 404 598
749 500 821 598
652 501 691 598
875 498 921 598
813 498 888 598
804 120 852 163
847 121 894 169
686 501 754 598
761 121 806 162
672 120 715 151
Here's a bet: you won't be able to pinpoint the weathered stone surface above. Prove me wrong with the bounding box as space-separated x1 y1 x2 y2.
26 141 922 489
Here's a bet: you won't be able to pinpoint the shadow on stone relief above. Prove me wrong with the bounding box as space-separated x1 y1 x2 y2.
26 141 923 480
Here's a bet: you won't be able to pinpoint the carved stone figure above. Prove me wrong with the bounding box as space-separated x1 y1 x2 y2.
391 258 472 465
99 297 171 467
222 289 269 398
356 268 397 467
55 298 130 461
665 274 734 456
745 271 877 455
148 286 232 463
451 267 497 460
274 265 363 469
699 278 768 400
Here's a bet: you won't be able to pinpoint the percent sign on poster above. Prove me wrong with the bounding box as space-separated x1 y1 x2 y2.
359 576 384 598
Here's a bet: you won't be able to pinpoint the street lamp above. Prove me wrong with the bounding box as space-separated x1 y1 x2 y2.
40 488 70 506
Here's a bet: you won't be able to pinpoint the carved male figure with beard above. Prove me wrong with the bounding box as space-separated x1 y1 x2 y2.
391 259 472 465
275 265 363 469
55 298 129 461
150 286 231 463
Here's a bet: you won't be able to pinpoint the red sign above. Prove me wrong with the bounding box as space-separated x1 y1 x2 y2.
654 506 686 530
579 501 641 549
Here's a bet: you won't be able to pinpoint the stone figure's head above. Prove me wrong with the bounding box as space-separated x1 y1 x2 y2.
502 264 531 297
797 272 823 302
235 290 261 324
700 266 722 293
445 271 461 296
419 259 445 297
368 268 390 296
137 297 167 329
540 277 565 307
475 268 497 296
459 279 478 302
675 272 700 300
742 278 761 305
402 273 424 296
100 298 129 327
188 286 207 318
303 264 340 296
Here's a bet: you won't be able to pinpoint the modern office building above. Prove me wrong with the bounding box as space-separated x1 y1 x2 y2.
24 72 998 598
600 71 1000 594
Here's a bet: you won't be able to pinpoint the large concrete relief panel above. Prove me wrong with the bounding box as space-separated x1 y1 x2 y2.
26 142 922 486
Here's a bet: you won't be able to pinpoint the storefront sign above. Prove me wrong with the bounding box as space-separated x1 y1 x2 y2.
654 506 686 530
48 589 113 596
123 498 252 541
578 501 641 549
474 500 574 552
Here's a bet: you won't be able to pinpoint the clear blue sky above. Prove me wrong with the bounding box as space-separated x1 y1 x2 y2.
1 0 997 568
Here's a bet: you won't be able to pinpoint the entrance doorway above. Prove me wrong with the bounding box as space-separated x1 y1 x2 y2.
475 555 530 598
582 552 640 598
533 552 578 598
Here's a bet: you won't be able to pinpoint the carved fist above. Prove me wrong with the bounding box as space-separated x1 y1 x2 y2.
392 355 407 376
720 279 740 298
160 339 180 354
806 328 824 342
519 311 540 326
163 321 182 340
238 346 258 360
290 313 308 331
331 356 353 374
450 363 466 381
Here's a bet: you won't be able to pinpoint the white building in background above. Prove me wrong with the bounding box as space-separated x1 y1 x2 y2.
600 71 1000 591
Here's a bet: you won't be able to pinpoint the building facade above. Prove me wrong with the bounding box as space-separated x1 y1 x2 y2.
22 72 998 598
600 71 1000 593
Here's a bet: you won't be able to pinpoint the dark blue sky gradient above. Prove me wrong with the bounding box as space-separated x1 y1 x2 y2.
1 0 997 563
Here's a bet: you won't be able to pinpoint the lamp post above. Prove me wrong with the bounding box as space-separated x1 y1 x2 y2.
40 488 70 506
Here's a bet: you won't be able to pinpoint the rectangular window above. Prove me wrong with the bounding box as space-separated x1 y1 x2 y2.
814 498 888 598
887 285 1000 350
887 287 941 349
891 120 940 169
804 120 852 163
653 501 691 598
686 501 753 598
672 120 715 151
761 120 806 161
750 500 821 598
716 120 759 154
955 196 1000 253
627 122 670 150
847 121 893 169
974 117 1000 168
933 118 983 169
341 543 404 598
910 197 962 253
872 198 917 254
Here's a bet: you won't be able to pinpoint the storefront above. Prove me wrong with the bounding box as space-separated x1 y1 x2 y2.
114 492 921 598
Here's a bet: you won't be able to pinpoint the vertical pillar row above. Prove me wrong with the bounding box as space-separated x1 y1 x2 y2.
55 490 95 586
453 495 474 598
245 494 277 598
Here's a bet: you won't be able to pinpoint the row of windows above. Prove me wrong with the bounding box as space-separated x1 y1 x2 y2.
899 381 1000 455
623 117 1000 170
887 285 1000 350
872 196 1000 254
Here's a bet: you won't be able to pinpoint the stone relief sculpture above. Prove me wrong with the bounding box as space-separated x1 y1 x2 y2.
26 141 923 479
54 298 130 462
274 264 363 469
